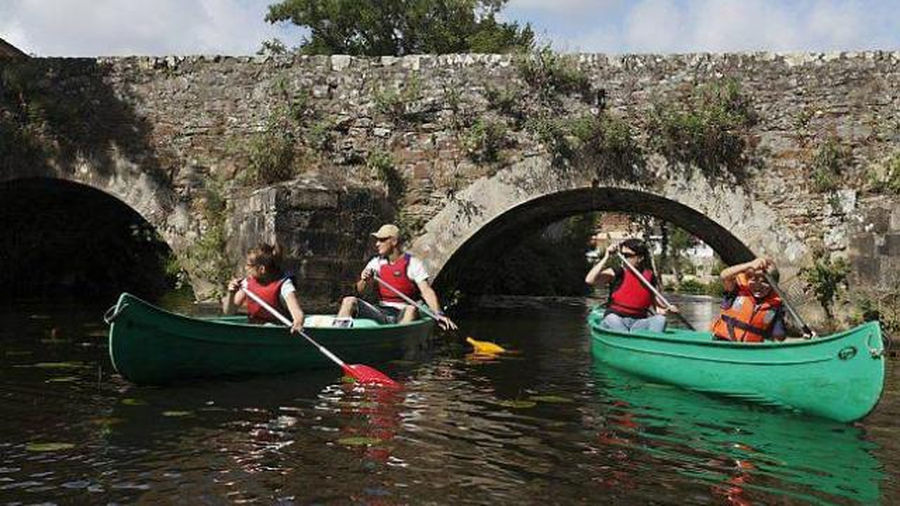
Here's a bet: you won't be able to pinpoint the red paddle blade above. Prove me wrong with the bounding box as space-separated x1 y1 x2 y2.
342 364 400 388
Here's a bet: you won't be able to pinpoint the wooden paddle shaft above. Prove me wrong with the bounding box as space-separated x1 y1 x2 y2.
372 273 441 321
240 284 348 368
763 273 817 337
616 250 695 331
616 250 675 310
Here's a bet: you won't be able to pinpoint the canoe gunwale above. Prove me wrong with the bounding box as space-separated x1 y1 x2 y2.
587 308 886 422
107 292 433 384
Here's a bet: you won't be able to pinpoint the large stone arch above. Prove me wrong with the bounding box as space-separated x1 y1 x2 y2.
0 169 191 257
411 155 810 287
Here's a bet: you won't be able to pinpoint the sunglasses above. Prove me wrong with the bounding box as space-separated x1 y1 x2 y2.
621 251 640 258
375 237 392 243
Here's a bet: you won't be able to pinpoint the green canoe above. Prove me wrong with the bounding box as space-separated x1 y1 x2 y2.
107 293 433 385
587 307 886 422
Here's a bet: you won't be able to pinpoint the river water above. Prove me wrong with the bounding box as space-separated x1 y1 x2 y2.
1 295 897 504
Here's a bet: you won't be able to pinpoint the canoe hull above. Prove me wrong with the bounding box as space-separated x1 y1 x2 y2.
108 293 433 385
588 308 885 422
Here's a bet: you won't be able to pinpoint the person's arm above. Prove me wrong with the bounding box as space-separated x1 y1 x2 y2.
356 260 377 294
585 243 619 286
417 280 457 330
222 278 245 314
283 291 305 333
719 258 770 292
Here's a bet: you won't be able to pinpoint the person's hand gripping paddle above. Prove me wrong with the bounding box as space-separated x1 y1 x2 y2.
242 282 399 388
372 273 506 354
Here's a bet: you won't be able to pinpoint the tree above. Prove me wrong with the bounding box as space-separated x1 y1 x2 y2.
264 0 534 56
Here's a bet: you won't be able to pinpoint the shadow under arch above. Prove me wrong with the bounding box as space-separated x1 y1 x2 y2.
0 177 178 302
434 187 756 291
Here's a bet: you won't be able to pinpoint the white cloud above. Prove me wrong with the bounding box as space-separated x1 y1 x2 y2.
562 0 899 53
624 0 685 52
0 0 286 56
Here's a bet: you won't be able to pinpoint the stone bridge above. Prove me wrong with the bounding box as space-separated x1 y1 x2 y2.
2 52 899 316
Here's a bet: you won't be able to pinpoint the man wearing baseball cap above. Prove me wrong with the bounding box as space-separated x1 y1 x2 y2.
336 223 457 330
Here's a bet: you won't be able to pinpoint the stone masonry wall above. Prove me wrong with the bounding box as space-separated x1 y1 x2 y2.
2 52 899 317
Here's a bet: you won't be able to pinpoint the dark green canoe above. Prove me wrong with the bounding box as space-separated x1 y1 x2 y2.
588 307 886 422
107 293 433 385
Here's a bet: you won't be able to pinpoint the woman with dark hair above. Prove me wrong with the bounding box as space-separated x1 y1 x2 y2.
585 238 674 333
222 243 305 333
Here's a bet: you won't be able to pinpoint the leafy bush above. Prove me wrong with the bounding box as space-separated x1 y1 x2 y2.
247 128 295 184
801 252 850 318
810 136 852 193
374 76 428 124
648 80 758 179
867 151 900 194
517 46 593 106
526 112 642 176
463 119 508 163
368 151 405 200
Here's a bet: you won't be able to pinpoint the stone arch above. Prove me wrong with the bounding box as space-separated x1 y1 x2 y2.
0 175 185 299
410 156 809 288
0 170 190 258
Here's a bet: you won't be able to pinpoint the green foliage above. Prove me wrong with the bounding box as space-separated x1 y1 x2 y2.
307 119 335 152
265 0 533 56
368 151 405 200
374 76 429 124
526 112 642 176
247 127 295 184
257 38 288 56
463 119 508 163
867 151 900 194
484 85 524 120
811 136 852 193
850 291 900 334
179 182 232 295
801 252 850 319
517 46 593 106
648 80 758 179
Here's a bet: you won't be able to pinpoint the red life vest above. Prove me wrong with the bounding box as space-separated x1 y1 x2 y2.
607 267 655 317
377 254 420 304
245 276 288 324
710 275 783 343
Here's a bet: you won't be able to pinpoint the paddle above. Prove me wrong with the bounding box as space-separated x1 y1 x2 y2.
763 273 817 338
240 284 399 388
616 250 696 331
371 273 506 354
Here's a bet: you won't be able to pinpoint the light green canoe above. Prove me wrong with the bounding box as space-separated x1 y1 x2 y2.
107 293 433 385
587 307 886 422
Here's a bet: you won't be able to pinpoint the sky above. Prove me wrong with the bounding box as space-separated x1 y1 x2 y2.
1 0 898 57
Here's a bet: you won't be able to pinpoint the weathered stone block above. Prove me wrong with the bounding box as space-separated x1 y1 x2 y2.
880 233 900 256
853 255 880 284
849 234 876 257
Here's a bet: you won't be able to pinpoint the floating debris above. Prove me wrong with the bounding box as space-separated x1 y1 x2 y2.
26 442 75 452
121 398 147 406
45 376 80 383
162 411 193 417
529 395 574 404
337 436 384 446
497 400 537 409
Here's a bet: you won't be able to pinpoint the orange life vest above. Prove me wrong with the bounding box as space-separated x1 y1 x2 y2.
607 267 655 318
377 254 420 304
711 274 783 343
245 276 288 324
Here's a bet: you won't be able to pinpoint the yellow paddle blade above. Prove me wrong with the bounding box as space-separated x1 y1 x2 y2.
466 337 506 354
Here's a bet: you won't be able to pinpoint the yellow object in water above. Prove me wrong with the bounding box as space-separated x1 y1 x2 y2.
466 337 506 354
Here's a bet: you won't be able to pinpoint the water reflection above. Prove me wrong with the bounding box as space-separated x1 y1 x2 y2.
591 363 884 504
